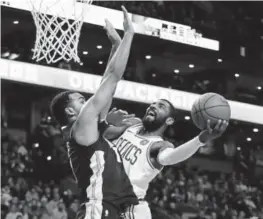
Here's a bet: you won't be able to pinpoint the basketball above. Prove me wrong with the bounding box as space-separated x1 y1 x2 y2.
191 93 231 130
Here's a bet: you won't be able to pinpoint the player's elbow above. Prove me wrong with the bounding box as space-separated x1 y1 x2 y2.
157 152 170 166
104 67 122 81
157 148 181 166
157 156 169 166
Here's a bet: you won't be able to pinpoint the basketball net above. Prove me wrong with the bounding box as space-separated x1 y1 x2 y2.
30 0 93 64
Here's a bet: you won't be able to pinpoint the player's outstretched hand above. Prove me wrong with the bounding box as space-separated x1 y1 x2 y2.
104 19 121 45
106 108 135 127
199 119 229 144
122 6 134 34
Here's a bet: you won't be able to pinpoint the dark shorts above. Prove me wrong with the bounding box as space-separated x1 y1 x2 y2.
76 201 123 219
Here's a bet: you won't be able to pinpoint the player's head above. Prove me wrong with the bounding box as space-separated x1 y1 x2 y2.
142 99 177 131
50 91 86 126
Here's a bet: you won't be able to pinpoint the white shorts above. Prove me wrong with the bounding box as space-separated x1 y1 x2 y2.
124 201 152 219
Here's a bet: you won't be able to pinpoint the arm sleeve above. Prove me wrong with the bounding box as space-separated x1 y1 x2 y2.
157 136 205 166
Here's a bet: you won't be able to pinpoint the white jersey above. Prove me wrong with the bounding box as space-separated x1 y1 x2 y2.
113 123 163 199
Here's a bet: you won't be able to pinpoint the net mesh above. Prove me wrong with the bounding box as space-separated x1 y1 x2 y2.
30 0 93 64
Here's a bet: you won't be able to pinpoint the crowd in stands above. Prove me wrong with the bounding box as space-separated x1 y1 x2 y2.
149 166 263 219
2 114 263 219
1 120 78 219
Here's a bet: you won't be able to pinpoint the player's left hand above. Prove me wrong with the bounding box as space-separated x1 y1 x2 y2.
122 6 134 34
106 108 135 127
199 119 229 144
104 19 121 45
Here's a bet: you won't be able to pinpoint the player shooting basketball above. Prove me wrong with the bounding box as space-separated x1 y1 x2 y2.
50 6 140 219
105 99 229 219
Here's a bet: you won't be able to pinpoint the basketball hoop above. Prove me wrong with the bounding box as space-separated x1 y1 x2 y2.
29 0 93 64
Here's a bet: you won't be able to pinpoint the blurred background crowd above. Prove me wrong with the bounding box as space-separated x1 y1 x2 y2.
1 1 263 219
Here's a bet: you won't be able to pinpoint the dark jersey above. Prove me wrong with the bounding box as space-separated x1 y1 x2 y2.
63 121 138 210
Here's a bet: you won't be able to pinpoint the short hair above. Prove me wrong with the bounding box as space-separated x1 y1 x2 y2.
50 90 76 126
160 99 177 119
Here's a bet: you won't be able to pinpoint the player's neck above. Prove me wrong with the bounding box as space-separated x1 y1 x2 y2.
140 126 164 138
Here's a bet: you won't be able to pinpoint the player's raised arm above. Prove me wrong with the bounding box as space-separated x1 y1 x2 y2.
72 6 134 144
99 19 121 121
154 120 228 166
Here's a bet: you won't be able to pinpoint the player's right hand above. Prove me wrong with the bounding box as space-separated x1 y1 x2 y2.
121 6 134 34
199 119 229 143
104 19 121 45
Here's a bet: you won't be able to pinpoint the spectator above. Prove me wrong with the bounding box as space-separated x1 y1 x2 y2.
17 142 28 157
51 201 68 219
5 204 22 219
46 192 61 215
28 199 41 218
67 199 80 219
21 205 29 219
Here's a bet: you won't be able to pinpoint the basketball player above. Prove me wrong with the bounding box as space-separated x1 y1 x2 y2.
110 99 229 219
50 6 139 219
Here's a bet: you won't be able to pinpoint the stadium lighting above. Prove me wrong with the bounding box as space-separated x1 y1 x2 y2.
253 128 259 133
47 156 52 161
234 73 240 78
13 20 19 24
2 52 10 58
189 64 194 68
257 86 262 90
82 51 88 55
174 69 180 74
184 116 190 120
9 53 20 60
145 55 151 59
246 137 252 142
96 45 102 49
217 58 222 62
99 61 103 64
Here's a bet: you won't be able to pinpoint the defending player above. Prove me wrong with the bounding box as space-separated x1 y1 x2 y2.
50 6 138 219
110 99 229 219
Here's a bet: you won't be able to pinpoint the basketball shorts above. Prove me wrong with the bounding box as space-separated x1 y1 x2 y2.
124 201 151 219
76 200 121 219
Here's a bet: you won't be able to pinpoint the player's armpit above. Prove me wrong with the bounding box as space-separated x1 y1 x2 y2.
149 141 175 169
72 117 100 146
